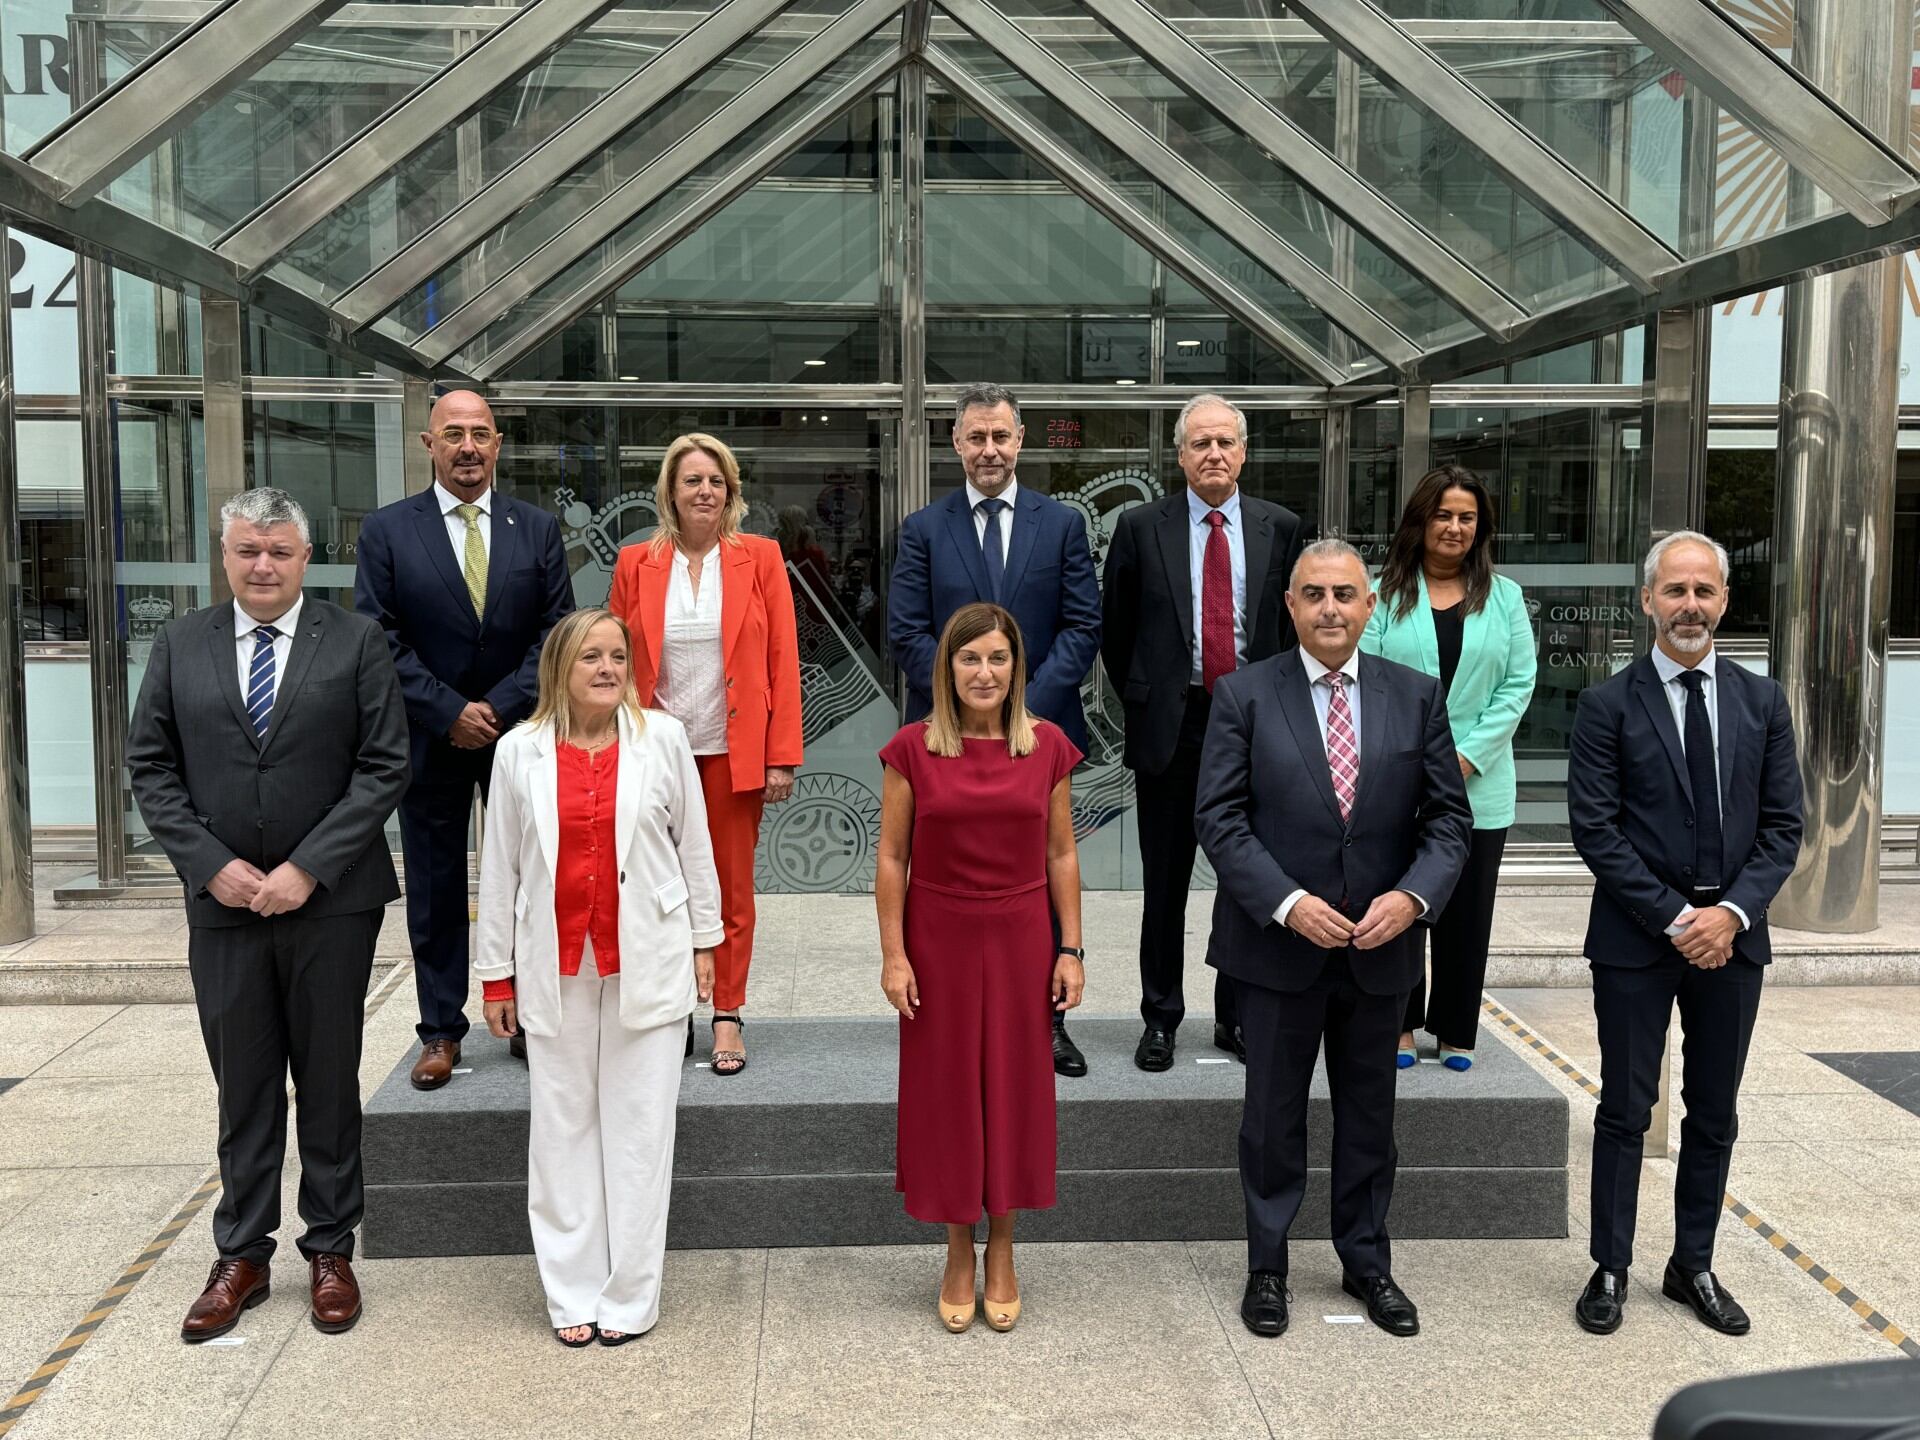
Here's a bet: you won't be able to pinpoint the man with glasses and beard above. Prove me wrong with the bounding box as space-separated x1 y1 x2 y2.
356 390 574 1087
1568 531 1802 1339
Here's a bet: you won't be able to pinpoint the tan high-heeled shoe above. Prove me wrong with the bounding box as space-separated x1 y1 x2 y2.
983 1290 1021 1332
939 1284 976 1333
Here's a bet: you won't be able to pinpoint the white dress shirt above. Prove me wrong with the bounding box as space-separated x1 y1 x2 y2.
1187 485 1248 684
653 547 727 755
1274 648 1427 929
435 481 493 567
964 477 1018 566
1649 645 1750 932
233 594 302 702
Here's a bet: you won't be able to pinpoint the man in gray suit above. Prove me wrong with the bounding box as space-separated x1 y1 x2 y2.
129 488 409 1344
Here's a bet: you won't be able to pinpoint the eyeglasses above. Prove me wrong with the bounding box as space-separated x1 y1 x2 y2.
434 427 496 446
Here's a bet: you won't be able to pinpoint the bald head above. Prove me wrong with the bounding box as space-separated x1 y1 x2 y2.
421 389 500 497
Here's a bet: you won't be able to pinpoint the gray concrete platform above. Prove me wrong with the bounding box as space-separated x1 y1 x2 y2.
362 1017 1568 1256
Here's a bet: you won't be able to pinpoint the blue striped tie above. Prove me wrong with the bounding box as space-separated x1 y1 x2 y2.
246 625 279 739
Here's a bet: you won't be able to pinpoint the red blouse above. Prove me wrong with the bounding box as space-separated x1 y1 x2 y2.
482 741 621 1003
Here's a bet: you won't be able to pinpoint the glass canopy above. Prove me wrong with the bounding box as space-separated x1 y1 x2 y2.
4 0 1917 386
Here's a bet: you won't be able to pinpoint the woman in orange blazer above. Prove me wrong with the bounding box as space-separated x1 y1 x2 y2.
608 432 803 1075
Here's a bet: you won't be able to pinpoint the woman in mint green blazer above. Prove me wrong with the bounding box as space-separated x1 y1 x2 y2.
1361 465 1536 1071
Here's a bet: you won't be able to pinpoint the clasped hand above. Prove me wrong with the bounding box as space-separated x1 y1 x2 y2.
208 858 316 915
1286 891 1418 951
1671 904 1737 968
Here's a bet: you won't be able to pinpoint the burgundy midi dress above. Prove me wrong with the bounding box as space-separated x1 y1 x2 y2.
879 719 1083 1224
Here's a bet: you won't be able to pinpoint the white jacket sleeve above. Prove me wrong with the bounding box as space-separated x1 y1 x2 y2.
473 735 523 984
663 722 726 949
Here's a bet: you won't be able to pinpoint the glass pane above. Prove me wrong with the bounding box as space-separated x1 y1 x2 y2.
390 16 853 339
1161 315 1323 386
3 2 82 153
1038 27 1473 348
250 402 396 607
1432 404 1649 842
17 417 88 642
614 313 881 383
463 46 889 373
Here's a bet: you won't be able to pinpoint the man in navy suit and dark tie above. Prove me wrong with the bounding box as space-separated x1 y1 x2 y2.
1196 539 1471 1341
355 390 574 1088
1568 531 1802 1338
887 382 1102 1075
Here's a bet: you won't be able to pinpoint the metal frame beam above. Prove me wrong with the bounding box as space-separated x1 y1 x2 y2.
1078 0 1524 342
471 49 901 380
902 0 931 58
412 0 904 368
1595 0 1917 227
1281 0 1681 292
26 0 352 204
922 44 1345 388
219 0 639 275
943 0 1420 373
331 0 797 330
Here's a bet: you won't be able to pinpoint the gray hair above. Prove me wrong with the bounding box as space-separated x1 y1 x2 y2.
1289 536 1370 589
1643 530 1729 590
220 487 311 545
954 383 1021 430
1174 393 1249 451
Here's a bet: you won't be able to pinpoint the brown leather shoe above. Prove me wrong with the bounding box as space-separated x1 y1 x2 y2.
181 1257 270 1343
410 1037 460 1090
309 1253 362 1333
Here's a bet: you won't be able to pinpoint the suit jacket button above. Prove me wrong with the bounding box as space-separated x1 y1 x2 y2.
1342 837 1352 848
620 871 626 883
256 819 265 829
1684 817 1694 828
258 762 268 772
1682 866 1693 876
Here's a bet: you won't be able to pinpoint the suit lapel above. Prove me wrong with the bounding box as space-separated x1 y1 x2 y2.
1714 658 1748 807
721 540 753 662
259 600 323 753
1154 496 1194 664
481 492 520 624
530 728 560 879
1001 488 1041 601
941 490 993 600
1411 569 1443 677
413 490 479 627
1276 652 1343 823
614 707 641 860
1633 657 1693 804
205 605 258 748
1241 499 1274 634
630 546 672 700
1351 653 1389 818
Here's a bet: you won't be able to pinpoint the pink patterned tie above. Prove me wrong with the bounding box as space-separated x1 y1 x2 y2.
1200 510 1234 692
1324 671 1358 823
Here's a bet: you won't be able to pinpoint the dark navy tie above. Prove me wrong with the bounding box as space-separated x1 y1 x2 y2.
1677 670 1723 889
978 497 1008 603
246 625 279 739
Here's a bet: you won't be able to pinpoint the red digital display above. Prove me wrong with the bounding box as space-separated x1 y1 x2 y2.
1046 418 1082 449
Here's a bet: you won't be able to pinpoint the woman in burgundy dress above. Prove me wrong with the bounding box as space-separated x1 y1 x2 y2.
876 601 1085 1334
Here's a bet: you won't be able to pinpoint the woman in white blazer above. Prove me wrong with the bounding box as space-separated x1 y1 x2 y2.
476 607 723 1348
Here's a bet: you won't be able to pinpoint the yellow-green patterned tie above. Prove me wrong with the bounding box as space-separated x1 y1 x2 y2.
456 503 487 619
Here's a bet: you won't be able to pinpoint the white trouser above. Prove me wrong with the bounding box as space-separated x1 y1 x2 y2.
525 961 684 1333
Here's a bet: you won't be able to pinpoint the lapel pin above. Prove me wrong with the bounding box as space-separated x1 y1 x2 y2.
507 515 515 525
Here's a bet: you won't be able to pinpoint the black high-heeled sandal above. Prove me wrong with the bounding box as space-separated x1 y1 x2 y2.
598 1326 643 1347
685 1013 694 1058
711 1013 746 1077
554 1325 594 1348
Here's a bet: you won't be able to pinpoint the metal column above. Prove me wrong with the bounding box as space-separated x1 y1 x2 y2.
897 59 927 521
1320 405 1351 540
1644 307 1709 542
402 377 436 495
1769 0 1907 933
1398 384 1431 508
0 226 34 941
202 296 248 603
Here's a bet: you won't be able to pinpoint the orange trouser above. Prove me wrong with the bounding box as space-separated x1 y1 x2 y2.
696 752 766 1013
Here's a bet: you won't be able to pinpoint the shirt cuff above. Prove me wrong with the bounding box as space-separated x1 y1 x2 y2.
1274 889 1307 927
1719 901 1751 931
1664 903 1697 938
481 977 516 1003
1400 889 1430 918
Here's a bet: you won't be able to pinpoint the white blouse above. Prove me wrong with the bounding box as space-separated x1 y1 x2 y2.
654 546 728 755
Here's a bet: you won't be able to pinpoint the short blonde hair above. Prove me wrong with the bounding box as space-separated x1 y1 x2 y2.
924 602 1038 759
526 608 644 744
651 432 748 555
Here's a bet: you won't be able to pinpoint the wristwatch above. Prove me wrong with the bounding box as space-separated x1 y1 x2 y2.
1056 946 1085 960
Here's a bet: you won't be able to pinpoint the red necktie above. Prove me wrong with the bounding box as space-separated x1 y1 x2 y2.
1324 672 1358 822
1201 509 1233 692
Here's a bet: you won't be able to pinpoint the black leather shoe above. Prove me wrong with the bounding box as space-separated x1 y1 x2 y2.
1342 1272 1419 1337
1575 1266 1628 1334
1240 1272 1289 1337
1212 1022 1245 1063
1135 1025 1176 1072
1663 1262 1750 1335
1052 1018 1087 1078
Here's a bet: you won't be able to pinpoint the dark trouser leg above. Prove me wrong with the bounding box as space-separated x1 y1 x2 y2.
1135 690 1207 1032
399 778 475 1045
1670 958 1763 1272
280 909 381 1261
1320 954 1406 1279
1425 827 1508 1050
188 923 289 1267
1588 959 1683 1272
1233 974 1328 1276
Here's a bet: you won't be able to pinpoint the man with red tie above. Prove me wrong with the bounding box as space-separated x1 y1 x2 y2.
1102 395 1307 1072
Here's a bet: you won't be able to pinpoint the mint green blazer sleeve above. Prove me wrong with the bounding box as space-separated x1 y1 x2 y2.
1357 571 1536 829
